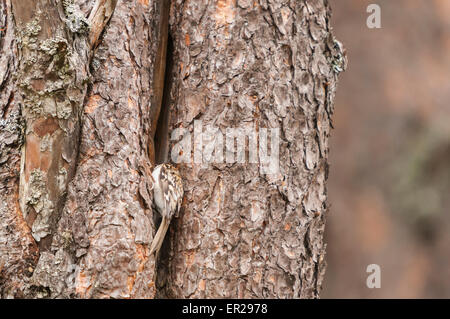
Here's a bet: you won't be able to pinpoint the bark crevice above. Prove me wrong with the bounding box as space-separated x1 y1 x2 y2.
154 33 173 165
150 0 175 296
148 0 171 166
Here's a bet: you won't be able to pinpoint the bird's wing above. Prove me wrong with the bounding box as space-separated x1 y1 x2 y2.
160 168 171 218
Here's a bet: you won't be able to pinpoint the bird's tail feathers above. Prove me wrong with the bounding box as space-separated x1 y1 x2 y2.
149 216 170 255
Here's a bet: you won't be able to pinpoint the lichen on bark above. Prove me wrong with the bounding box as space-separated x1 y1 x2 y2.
14 7 86 248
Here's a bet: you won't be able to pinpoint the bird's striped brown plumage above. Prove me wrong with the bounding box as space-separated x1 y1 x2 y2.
150 163 183 255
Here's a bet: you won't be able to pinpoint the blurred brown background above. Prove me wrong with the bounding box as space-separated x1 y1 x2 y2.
324 0 450 298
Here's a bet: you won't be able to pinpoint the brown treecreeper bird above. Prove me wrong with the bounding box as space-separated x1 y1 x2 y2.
150 163 184 255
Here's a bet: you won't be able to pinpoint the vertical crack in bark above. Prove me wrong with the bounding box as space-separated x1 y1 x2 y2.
149 0 170 166
147 0 175 297
154 34 173 165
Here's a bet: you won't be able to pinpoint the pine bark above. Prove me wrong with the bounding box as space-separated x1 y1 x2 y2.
0 0 343 298
158 0 340 299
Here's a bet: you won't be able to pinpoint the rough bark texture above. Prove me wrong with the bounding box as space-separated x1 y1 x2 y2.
13 0 88 252
47 0 159 299
0 0 39 297
158 0 342 298
0 0 343 299
0 0 160 298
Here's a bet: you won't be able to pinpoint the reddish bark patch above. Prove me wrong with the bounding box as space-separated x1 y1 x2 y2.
24 134 41 181
215 0 236 25
85 94 101 114
39 152 51 173
33 117 59 137
31 79 45 91
24 206 37 228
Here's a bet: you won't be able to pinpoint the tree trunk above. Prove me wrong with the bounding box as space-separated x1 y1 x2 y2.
157 0 343 299
0 0 344 299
